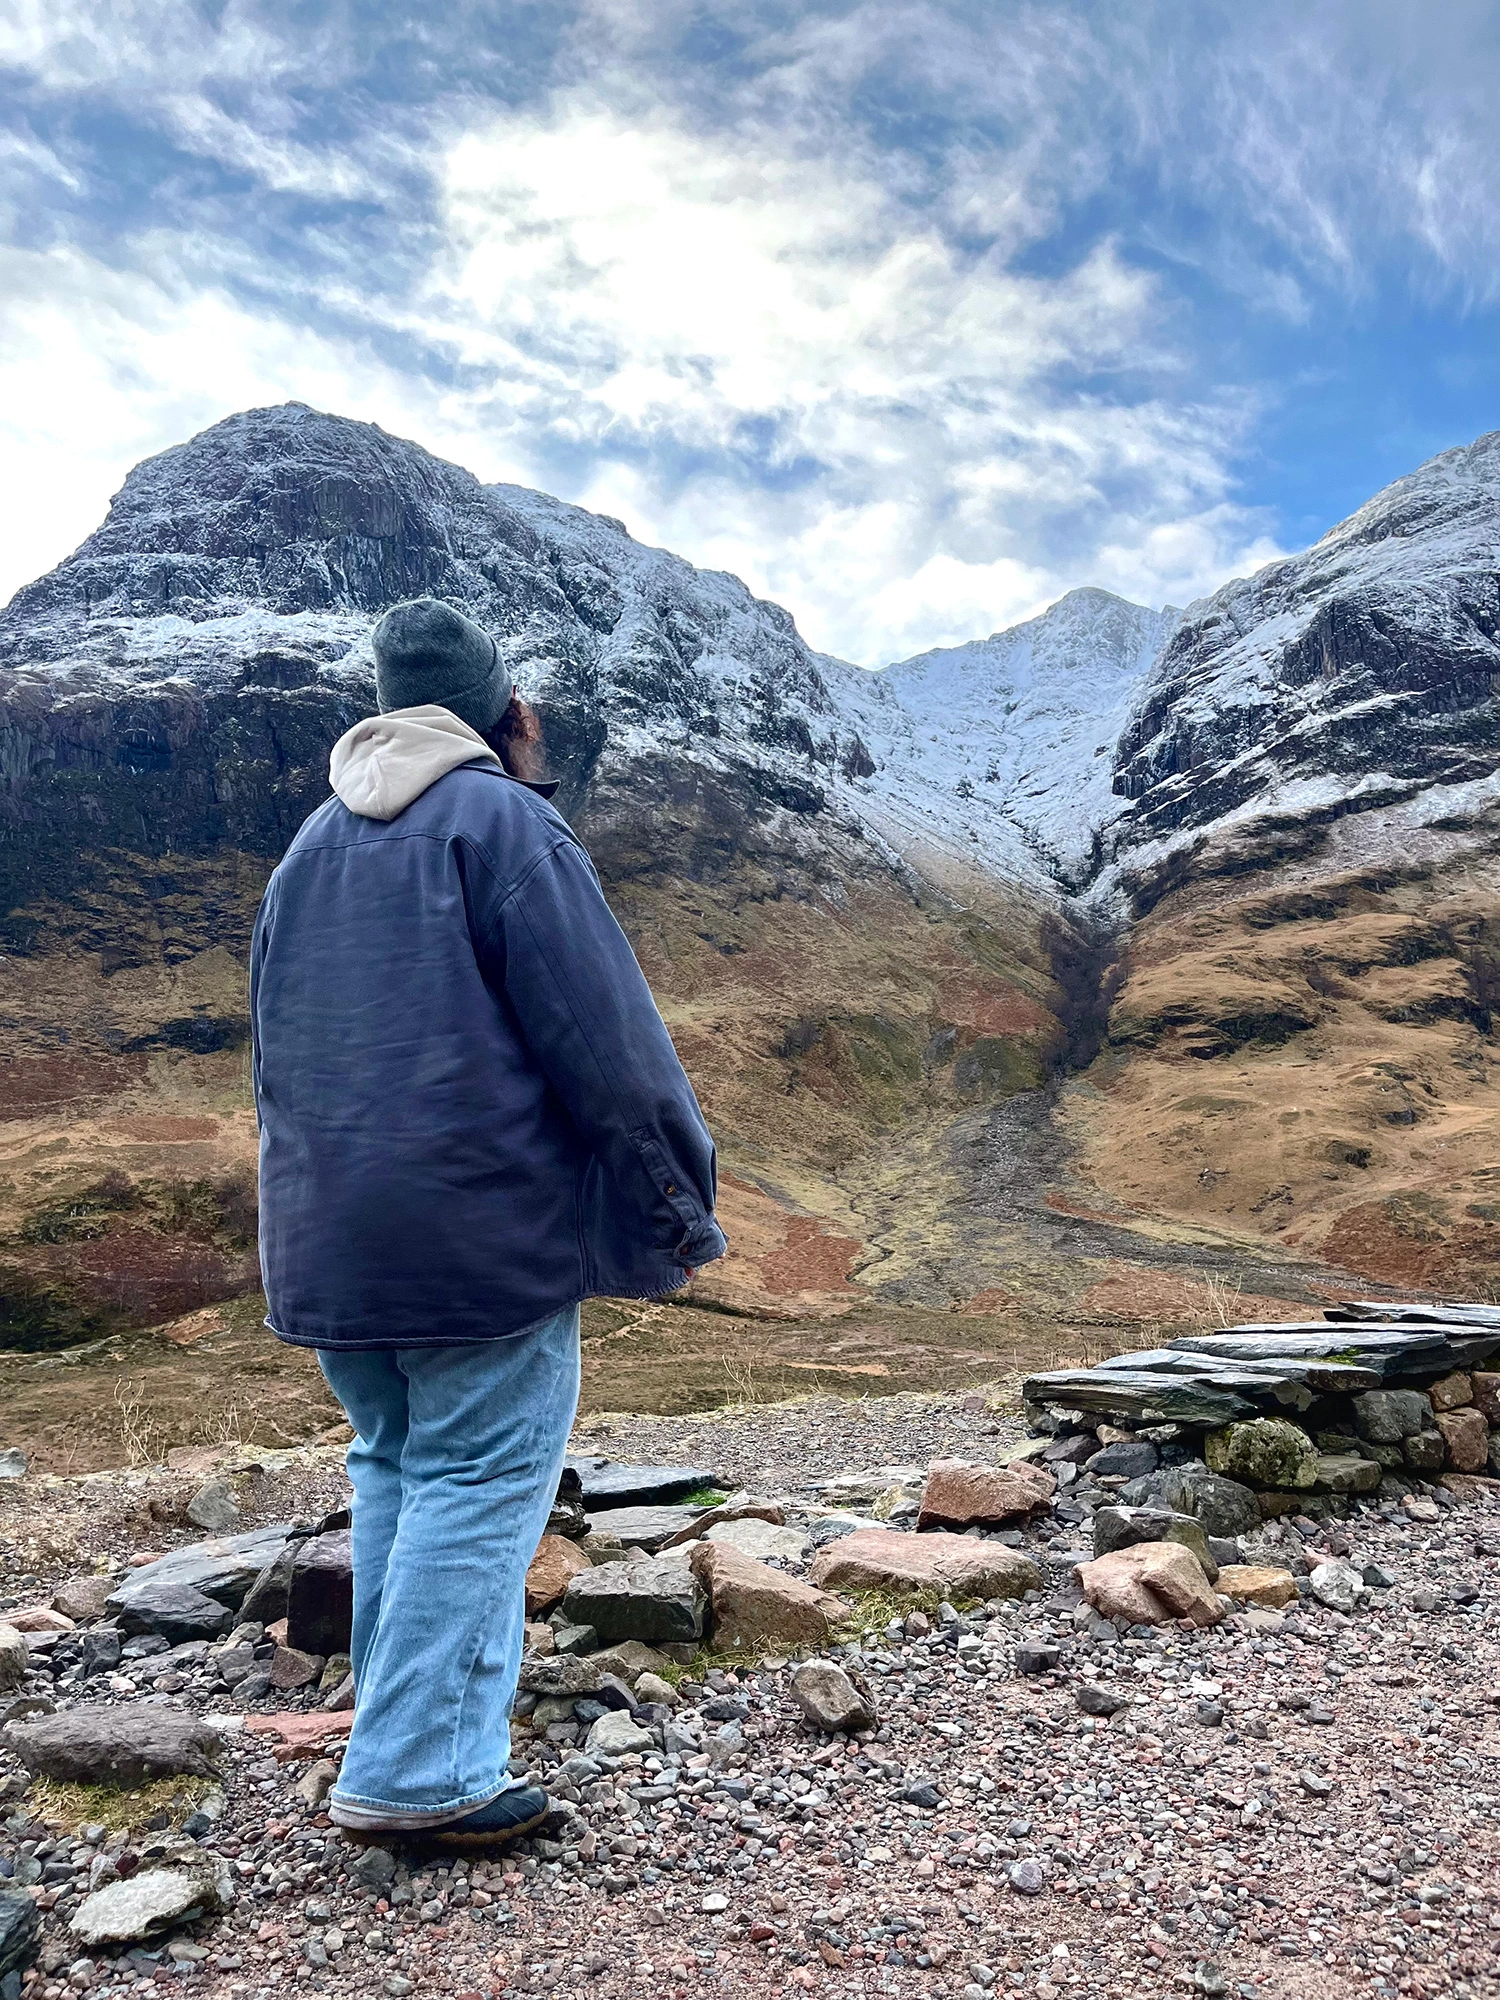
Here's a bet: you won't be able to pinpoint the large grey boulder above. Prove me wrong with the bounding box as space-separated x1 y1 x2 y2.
583 1505 714 1552
566 1457 719 1508
7 1706 222 1785
1205 1419 1317 1490
1403 1430 1446 1472
107 1526 292 1616
1353 1390 1432 1444
1087 1440 1159 1481
562 1557 706 1647
1117 1465 1259 1539
1091 1506 1218 1581
1313 1453 1381 1495
286 1531 353 1656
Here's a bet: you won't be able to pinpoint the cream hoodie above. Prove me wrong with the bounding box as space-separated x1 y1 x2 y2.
328 705 500 821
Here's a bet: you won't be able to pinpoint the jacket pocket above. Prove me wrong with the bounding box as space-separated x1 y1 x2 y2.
630 1127 712 1252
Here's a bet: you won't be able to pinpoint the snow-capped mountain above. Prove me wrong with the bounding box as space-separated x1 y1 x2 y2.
5 404 1500 1348
1108 429 1500 901
3 403 1498 942
878 588 1178 888
0 404 1166 922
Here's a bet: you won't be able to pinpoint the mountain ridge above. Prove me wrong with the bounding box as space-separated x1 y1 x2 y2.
2 404 1497 1359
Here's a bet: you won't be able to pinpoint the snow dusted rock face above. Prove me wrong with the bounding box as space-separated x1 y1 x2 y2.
1108 430 1500 904
6 401 1499 1349
1069 435 1500 1301
0 403 890 892
878 588 1177 890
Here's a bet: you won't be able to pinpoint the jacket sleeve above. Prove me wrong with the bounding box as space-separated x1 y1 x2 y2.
484 834 727 1267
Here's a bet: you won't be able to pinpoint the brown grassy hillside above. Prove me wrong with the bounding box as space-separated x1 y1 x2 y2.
1068 832 1500 1296
0 827 1068 1347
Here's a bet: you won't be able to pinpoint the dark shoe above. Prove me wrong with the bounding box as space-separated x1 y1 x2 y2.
431 1784 551 1849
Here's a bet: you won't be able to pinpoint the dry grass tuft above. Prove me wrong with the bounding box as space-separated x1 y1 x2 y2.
26 1772 217 1835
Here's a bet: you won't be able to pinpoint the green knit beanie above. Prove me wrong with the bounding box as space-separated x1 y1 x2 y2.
371 599 512 735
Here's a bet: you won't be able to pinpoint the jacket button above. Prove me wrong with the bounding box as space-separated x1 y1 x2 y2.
665 1183 677 1195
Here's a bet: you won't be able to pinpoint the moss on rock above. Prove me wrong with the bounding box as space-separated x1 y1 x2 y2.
1205 1417 1318 1490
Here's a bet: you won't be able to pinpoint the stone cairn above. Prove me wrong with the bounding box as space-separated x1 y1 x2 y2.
1021 1298 1500 1521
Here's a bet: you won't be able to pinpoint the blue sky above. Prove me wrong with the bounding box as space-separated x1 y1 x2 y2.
2 0 1498 664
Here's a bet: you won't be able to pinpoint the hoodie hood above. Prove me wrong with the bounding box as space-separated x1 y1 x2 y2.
329 705 501 820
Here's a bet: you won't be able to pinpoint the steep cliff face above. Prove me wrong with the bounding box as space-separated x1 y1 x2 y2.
1075 435 1500 1294
1107 429 1500 905
0 404 899 955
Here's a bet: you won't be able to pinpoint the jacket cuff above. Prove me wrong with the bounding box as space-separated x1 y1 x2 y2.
676 1217 728 1267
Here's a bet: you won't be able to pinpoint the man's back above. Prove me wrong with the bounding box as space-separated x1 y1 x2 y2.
253 758 725 1348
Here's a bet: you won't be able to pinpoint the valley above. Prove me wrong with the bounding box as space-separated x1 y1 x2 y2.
1 406 1496 1464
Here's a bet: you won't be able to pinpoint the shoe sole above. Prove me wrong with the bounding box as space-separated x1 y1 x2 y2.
430 1799 552 1850
335 1799 552 1850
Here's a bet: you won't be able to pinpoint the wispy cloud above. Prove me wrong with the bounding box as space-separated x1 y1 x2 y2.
0 0 1496 659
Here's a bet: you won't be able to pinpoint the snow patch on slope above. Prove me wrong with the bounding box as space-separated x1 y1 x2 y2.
875 588 1178 887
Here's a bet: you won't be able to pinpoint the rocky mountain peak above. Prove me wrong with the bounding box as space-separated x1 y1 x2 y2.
0 403 579 665
1108 430 1500 902
3 404 1497 923
877 586 1178 888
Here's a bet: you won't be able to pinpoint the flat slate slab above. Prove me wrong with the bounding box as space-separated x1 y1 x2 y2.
1327 1301 1500 1328
1022 1369 1257 1426
1173 1326 1500 1376
1170 1329 1440 1360
1026 1299 1500 1430
70 1863 228 1948
1187 1323 1449 1355
1160 1344 1384 1392
585 1504 713 1551
565 1457 718 1509
107 1525 293 1614
1393 1335 1500 1371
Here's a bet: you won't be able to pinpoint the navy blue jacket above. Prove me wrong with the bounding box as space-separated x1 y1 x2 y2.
250 764 726 1348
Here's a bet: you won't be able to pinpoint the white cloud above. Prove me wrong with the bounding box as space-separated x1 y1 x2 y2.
0 95 1287 662
0 245 493 606
417 100 1283 659
10 2 1500 662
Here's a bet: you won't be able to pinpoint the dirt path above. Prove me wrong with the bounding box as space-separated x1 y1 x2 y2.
842 1083 1376 1320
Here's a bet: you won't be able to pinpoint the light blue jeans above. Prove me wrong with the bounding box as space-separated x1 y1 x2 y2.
317 1304 580 1825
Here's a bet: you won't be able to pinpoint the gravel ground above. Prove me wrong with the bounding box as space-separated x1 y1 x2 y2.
575 1392 1013 1494
3 1392 1500 2000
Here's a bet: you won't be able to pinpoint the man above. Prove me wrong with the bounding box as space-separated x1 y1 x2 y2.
250 598 726 1846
